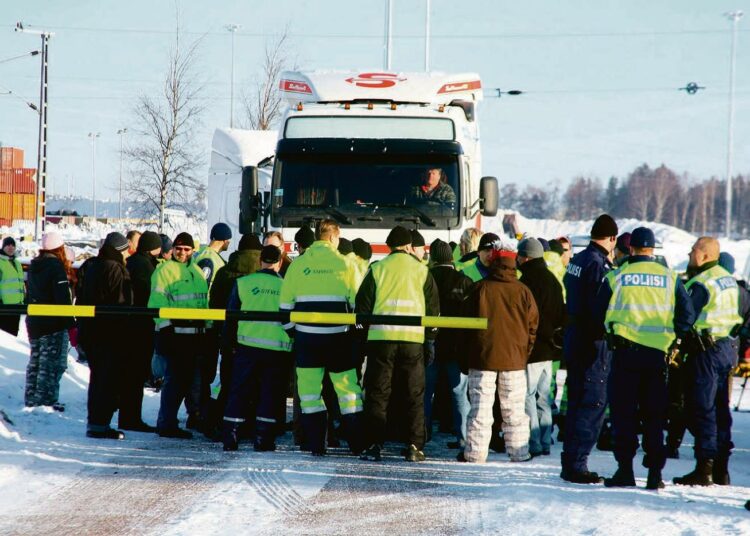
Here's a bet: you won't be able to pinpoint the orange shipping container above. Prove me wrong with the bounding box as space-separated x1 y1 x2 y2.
12 168 36 194
0 147 24 170
23 194 36 220
0 193 12 223
0 171 12 193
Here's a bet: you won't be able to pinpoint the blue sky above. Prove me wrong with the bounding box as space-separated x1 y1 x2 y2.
1 0 749 201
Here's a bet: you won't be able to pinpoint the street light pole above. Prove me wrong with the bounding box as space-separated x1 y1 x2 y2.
225 24 241 128
724 10 743 239
117 128 127 220
88 132 100 220
424 0 431 71
384 0 394 70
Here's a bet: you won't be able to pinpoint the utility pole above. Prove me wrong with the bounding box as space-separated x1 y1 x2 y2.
226 24 241 128
424 0 431 71
724 10 743 239
384 0 393 70
16 22 52 241
88 132 100 219
117 128 127 219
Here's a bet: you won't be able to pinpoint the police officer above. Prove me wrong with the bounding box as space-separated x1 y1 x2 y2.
0 237 25 336
280 219 363 456
674 237 742 486
356 226 440 462
222 245 291 452
595 227 695 490
148 232 209 439
560 214 618 484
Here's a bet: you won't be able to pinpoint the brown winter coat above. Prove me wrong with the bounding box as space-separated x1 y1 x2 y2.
464 257 539 372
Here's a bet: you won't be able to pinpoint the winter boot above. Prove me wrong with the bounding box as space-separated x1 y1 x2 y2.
713 457 730 486
254 421 276 452
301 411 328 456
222 422 240 452
560 468 604 484
405 444 426 463
646 468 664 490
360 443 382 462
604 464 636 488
254 437 276 452
86 428 125 440
596 419 614 452
673 459 714 486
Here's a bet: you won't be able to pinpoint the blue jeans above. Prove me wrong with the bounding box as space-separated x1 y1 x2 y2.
526 361 553 454
424 359 469 442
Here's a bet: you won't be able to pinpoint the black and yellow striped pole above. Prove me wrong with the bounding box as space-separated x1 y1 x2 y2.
0 304 487 330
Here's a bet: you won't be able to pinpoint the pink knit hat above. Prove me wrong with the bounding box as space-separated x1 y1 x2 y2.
41 232 64 251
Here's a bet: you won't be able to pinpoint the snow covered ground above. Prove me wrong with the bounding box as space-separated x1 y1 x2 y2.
1 325 750 535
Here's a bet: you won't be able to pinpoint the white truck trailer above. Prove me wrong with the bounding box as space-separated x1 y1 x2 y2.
208 70 498 255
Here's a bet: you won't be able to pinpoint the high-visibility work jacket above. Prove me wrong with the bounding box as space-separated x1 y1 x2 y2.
148 258 209 332
0 255 24 305
686 264 742 339
280 240 358 335
236 272 291 352
604 261 678 352
460 259 485 283
194 246 226 288
368 252 428 343
544 251 566 300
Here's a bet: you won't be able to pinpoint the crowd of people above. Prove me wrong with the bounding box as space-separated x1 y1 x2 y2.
1 213 750 496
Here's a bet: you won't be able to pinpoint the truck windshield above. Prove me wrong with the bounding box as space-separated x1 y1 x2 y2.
271 152 460 229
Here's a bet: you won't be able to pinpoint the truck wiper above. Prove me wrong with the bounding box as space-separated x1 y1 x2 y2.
293 205 353 225
377 204 437 227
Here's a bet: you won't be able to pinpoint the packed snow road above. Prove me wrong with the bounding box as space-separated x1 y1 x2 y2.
1 330 750 535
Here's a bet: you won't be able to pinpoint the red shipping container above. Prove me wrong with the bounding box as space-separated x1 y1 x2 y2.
12 168 36 194
0 171 12 193
0 147 24 170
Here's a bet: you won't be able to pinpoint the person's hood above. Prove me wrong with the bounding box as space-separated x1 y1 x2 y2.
227 248 260 273
488 256 518 280
97 243 125 264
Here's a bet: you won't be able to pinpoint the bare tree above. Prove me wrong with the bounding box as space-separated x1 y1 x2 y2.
125 21 205 231
243 28 293 130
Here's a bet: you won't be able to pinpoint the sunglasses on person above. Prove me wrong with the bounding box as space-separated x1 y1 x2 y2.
174 246 193 252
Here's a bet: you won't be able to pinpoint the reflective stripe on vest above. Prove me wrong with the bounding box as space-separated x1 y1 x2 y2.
368 252 428 343
604 261 677 352
0 257 24 305
236 272 291 352
686 265 742 339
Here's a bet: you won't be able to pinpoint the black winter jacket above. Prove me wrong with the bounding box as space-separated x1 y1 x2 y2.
25 253 74 339
430 264 473 360
209 249 261 310
519 257 565 363
126 250 159 307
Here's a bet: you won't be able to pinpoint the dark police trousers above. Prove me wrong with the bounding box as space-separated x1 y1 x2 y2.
224 345 289 441
561 338 611 472
685 338 734 460
609 343 668 470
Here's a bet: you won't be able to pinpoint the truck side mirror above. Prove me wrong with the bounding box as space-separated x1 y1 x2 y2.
239 166 260 234
479 176 498 217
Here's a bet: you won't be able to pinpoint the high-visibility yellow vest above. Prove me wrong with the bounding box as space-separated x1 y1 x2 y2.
460 259 485 282
148 258 209 331
0 256 24 305
368 252 428 343
686 264 742 339
543 251 566 300
193 246 226 288
604 261 678 352
236 272 291 352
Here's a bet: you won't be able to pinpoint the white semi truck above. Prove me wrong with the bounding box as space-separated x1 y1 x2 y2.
207 70 498 255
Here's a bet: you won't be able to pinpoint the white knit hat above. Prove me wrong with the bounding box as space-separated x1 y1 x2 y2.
41 231 64 251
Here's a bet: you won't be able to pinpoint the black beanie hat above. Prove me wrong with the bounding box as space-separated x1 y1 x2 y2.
137 231 162 253
260 245 281 264
591 214 618 238
386 226 412 248
173 232 195 249
410 229 426 248
352 238 372 260
294 226 315 249
104 232 129 251
159 234 173 253
210 222 232 241
548 239 564 256
477 232 500 251
238 234 263 252
338 237 353 255
430 239 453 264
537 238 550 252
2 236 16 249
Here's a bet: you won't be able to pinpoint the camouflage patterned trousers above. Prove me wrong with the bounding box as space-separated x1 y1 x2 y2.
25 330 70 407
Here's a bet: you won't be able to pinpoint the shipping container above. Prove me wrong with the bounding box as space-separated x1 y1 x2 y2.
0 147 24 170
0 193 12 223
0 171 12 193
12 168 36 194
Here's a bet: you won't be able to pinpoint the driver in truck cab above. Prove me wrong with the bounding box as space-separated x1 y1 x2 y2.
408 168 456 207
